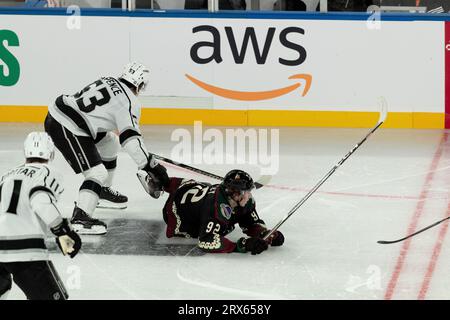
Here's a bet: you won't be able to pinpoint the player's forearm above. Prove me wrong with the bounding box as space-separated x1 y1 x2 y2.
30 192 63 228
242 222 267 237
122 136 152 169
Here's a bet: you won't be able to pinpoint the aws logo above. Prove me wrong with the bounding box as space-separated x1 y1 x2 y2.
0 30 20 87
187 25 312 101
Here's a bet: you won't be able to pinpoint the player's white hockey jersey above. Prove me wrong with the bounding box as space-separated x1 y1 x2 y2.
0 163 64 262
48 76 151 169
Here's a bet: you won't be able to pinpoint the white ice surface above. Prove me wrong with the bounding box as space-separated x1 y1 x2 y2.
1 123 449 300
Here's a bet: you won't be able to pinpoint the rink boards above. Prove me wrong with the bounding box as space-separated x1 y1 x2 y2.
0 9 449 128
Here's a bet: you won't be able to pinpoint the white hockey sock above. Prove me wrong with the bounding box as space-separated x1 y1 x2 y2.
103 169 115 188
78 165 108 215
78 190 100 216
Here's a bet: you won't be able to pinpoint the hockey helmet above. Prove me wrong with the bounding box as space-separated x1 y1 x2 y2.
119 62 150 94
222 169 255 194
24 132 55 161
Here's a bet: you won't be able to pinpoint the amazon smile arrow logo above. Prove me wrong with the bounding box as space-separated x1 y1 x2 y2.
185 73 312 101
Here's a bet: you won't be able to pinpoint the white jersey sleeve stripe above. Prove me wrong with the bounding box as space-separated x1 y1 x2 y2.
0 234 45 240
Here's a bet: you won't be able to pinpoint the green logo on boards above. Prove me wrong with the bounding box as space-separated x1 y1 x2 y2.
0 30 20 87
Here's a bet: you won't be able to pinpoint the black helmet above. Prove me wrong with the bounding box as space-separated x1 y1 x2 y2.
222 170 254 194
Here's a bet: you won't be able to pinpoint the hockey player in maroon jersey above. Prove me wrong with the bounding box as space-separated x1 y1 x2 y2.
141 169 284 254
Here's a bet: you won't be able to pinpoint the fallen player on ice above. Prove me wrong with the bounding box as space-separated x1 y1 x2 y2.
138 169 284 254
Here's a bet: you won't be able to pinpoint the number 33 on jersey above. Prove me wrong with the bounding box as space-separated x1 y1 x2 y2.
48 76 142 141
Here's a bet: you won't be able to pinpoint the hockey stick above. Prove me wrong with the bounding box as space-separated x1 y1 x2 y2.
151 153 271 189
377 216 450 244
46 261 69 300
263 97 388 240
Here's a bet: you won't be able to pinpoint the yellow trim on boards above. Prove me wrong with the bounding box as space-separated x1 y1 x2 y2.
0 105 444 129
0 106 48 123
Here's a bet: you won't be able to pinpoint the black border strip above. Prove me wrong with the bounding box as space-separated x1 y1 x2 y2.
0 238 46 250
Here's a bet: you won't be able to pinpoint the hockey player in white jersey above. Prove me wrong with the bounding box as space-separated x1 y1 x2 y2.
0 132 81 300
44 62 169 235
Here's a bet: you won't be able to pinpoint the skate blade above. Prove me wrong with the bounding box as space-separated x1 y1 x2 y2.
97 199 127 210
72 224 107 235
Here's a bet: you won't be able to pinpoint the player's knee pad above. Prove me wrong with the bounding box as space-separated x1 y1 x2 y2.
95 132 120 164
82 164 108 192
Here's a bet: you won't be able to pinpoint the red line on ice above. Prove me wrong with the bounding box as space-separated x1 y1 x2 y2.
384 133 447 300
165 162 446 201
417 215 450 299
417 137 450 299
445 22 450 128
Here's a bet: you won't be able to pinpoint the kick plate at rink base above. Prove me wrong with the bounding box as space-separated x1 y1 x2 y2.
47 219 205 257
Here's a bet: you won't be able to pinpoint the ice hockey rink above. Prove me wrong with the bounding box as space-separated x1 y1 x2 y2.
3 122 450 300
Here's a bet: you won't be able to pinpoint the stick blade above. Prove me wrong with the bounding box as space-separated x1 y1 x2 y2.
378 97 388 124
255 175 272 189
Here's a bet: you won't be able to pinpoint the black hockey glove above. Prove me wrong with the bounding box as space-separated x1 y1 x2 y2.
261 230 285 247
237 237 268 255
143 157 170 189
51 218 82 258
137 170 163 199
